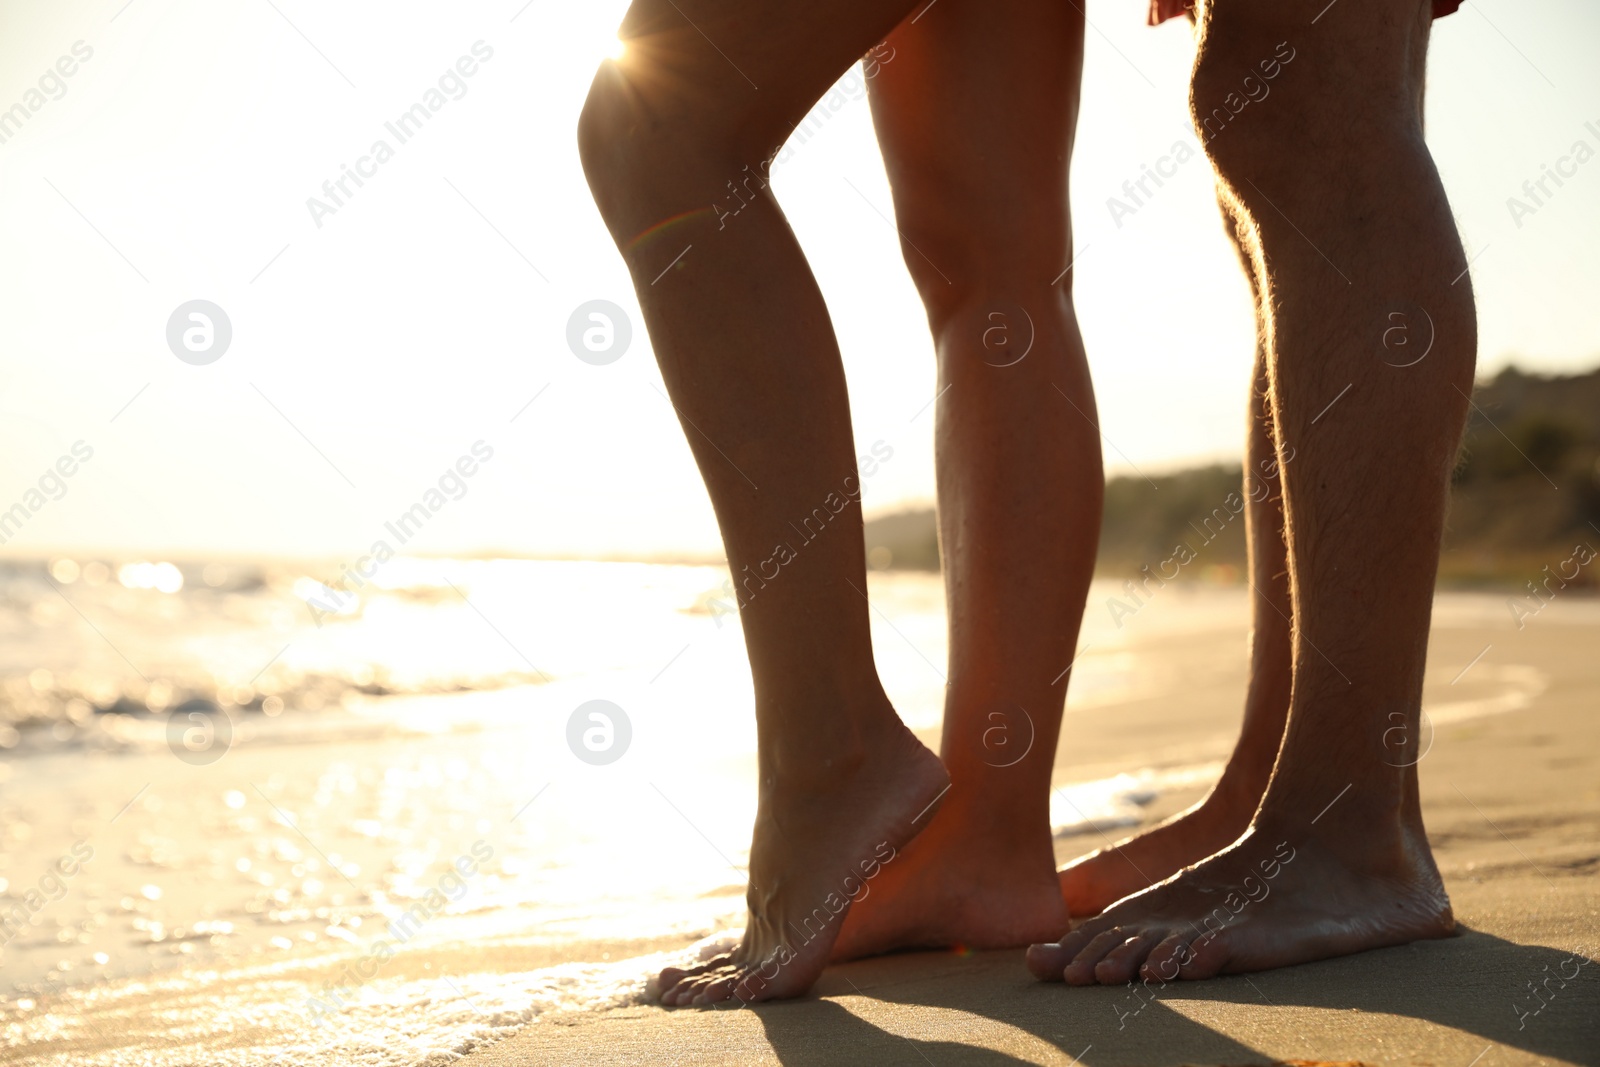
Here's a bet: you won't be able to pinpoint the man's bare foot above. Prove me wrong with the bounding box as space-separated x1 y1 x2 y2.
1056 776 1261 917
1027 818 1454 985
828 793 1068 962
653 719 949 1006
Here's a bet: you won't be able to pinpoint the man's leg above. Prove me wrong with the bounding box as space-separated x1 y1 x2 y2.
1028 0 1471 984
579 0 947 1005
832 0 1094 959
1057 202 1294 917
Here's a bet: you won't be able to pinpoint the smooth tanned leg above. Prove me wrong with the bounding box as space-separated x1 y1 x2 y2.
834 0 1094 959
1030 0 1469 984
579 0 948 1004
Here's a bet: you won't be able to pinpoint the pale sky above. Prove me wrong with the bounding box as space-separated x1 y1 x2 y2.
0 0 1596 561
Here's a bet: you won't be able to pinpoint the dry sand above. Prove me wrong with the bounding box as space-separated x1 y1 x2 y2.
465 602 1600 1066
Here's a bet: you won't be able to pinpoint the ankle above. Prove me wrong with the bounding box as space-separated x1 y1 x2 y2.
759 703 922 794
1253 784 1430 876
919 793 1054 865
756 686 895 770
1207 756 1273 821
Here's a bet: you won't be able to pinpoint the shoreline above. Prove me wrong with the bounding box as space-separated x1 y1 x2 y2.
3 590 1596 1065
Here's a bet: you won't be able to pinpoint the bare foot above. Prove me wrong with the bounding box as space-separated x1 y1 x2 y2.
829 793 1068 962
1057 777 1260 917
1027 818 1454 985
654 719 949 1006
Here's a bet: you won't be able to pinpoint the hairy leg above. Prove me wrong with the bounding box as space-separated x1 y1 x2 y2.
579 0 948 1005
832 0 1095 960
1058 200 1294 917
1030 0 1470 984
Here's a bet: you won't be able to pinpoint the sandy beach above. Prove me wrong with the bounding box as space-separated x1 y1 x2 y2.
462 592 1600 1067
3 568 1595 1066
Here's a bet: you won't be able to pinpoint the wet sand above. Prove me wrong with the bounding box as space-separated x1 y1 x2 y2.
465 600 1600 1066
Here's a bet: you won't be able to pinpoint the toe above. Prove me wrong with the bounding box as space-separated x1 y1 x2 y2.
1025 941 1071 980
1093 931 1163 986
1177 929 1230 979
658 954 729 1000
1026 924 1100 981
679 981 714 1006
732 967 779 1003
691 975 739 1006
1139 932 1191 983
669 974 714 1006
1063 928 1133 986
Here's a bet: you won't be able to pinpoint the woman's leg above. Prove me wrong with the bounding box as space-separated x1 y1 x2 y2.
578 0 947 1005
1057 200 1295 917
831 0 1097 958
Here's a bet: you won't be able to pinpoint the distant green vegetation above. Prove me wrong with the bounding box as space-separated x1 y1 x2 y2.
863 365 1600 590
1440 365 1600 586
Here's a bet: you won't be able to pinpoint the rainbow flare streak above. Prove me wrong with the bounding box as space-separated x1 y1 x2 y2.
627 206 720 254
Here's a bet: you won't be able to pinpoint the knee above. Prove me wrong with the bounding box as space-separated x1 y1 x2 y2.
1188 29 1299 178
576 64 683 243
887 173 1070 328
1189 3 1425 187
577 60 775 247
575 66 628 225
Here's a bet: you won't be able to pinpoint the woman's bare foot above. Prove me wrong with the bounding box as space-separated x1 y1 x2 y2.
828 791 1068 962
1056 774 1262 917
654 719 949 1006
1027 817 1455 985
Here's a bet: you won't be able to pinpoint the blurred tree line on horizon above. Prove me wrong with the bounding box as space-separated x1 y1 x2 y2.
863 365 1600 589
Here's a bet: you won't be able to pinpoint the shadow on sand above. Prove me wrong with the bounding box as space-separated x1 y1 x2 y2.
751 929 1599 1066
